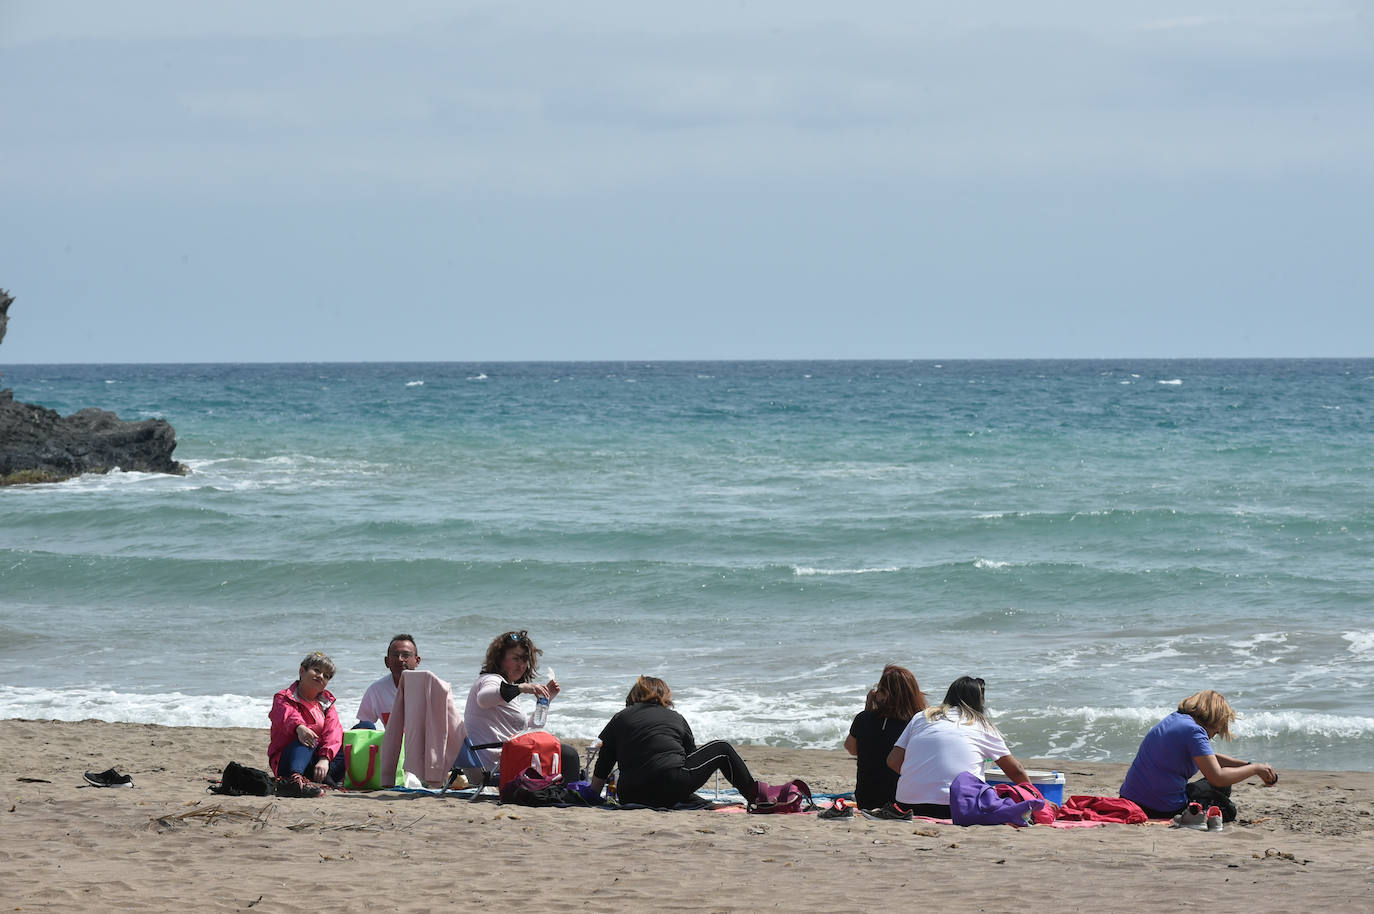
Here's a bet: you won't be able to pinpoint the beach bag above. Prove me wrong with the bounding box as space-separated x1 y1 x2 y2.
994 782 1058 824
950 771 1044 826
748 778 816 814
342 728 405 790
498 731 562 791
499 767 566 806
214 761 276 797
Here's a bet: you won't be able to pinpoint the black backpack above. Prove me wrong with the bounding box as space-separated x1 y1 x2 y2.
212 761 277 796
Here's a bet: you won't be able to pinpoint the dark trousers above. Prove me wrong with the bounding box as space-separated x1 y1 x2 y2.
1138 780 1236 822
277 738 346 783
622 740 756 807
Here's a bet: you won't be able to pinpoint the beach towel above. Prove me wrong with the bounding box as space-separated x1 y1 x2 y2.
380 669 465 786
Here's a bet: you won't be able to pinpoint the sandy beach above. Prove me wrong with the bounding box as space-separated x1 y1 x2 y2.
2 720 1371 912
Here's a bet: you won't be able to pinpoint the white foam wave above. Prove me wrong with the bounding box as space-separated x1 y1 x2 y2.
1228 632 1292 661
792 566 901 576
405 379 424 387
973 558 1012 569
1024 705 1374 740
0 685 266 728
1157 378 1183 386
1233 710 1374 739
1125 647 1183 663
467 373 488 381
1342 631 1374 658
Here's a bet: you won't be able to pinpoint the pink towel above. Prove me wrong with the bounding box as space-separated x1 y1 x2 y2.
380 670 466 786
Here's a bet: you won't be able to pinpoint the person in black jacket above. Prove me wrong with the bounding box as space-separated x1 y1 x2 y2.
587 676 759 807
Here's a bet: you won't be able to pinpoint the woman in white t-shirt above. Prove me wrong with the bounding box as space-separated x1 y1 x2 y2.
462 630 580 777
884 676 1030 818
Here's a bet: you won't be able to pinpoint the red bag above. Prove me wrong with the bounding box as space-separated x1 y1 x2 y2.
498 731 562 791
994 782 1059 824
1057 795 1147 824
748 778 816 814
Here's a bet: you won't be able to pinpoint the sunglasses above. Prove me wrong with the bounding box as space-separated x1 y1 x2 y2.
506 630 529 643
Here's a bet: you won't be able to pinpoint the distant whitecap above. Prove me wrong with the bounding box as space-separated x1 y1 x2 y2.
467 373 488 381
405 380 424 387
792 566 900 576
1157 378 1183 385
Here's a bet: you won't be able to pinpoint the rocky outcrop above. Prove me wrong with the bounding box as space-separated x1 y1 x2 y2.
0 289 189 484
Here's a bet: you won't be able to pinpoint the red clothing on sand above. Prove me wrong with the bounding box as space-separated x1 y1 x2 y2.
1057 794 1148 824
267 682 343 774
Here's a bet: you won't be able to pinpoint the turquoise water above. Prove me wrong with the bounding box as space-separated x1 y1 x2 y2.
1 360 1371 770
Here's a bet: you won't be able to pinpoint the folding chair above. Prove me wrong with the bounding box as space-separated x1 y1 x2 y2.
442 736 503 800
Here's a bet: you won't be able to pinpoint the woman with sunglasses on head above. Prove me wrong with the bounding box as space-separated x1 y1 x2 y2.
845 665 927 810
463 630 580 777
877 676 1029 819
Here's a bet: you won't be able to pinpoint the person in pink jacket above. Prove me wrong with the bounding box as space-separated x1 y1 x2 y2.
268 651 345 793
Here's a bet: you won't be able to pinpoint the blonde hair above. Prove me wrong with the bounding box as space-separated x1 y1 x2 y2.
1178 690 1237 740
299 651 336 679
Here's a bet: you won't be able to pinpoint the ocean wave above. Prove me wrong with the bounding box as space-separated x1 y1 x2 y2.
1342 631 1374 657
1021 705 1374 740
0 685 267 729
405 380 424 387
1157 379 1183 386
792 566 901 576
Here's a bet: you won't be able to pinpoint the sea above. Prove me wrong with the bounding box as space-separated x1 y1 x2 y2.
1 360 1371 772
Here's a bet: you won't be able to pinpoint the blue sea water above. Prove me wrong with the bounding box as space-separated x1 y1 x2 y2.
1 360 1371 771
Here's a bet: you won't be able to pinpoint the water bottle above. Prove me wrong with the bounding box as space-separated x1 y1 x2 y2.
606 767 618 801
531 668 553 729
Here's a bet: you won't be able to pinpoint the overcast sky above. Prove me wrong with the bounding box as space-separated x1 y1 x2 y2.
2 1 1371 363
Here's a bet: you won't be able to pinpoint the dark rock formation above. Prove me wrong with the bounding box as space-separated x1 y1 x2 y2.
0 289 189 484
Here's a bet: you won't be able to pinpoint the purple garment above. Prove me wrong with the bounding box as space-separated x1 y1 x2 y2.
949 771 1044 826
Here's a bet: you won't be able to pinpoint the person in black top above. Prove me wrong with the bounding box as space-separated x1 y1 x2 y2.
844 665 927 810
588 676 759 807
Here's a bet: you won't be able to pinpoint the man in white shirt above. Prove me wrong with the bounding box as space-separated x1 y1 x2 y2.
355 634 421 728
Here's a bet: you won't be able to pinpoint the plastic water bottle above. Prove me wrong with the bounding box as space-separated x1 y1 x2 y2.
532 667 553 729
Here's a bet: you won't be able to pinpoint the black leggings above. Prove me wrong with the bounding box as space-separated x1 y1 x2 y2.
621 740 757 807
1139 781 1236 823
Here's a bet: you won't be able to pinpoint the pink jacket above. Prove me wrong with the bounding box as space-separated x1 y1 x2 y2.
380 669 466 786
268 682 343 774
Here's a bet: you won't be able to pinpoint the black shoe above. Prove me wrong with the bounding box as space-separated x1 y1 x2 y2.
276 773 324 798
84 768 134 788
861 802 912 821
819 798 855 819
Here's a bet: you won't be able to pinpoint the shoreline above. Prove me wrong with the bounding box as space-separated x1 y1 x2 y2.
3 719 1372 912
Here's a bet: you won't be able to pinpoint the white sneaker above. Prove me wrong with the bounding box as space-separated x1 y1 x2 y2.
1172 801 1208 830
1206 806 1224 832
